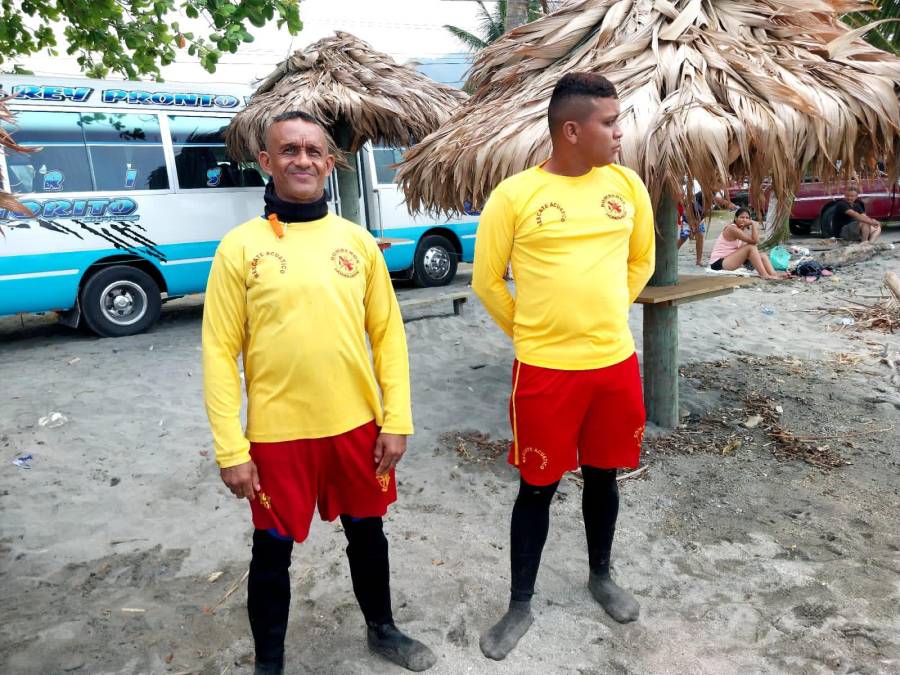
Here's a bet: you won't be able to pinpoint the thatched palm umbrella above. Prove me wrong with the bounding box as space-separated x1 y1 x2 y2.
226 31 466 224
396 0 900 426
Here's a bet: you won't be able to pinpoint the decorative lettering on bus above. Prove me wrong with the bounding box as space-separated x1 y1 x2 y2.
9 85 94 103
101 89 240 108
0 197 139 222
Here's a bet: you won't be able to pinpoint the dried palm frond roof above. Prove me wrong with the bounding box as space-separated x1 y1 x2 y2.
1 99 29 214
397 0 900 224
226 31 467 160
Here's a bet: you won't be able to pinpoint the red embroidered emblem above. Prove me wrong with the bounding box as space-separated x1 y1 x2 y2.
601 194 627 220
330 248 361 277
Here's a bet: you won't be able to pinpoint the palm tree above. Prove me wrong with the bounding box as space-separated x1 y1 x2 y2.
844 0 899 54
444 1 547 52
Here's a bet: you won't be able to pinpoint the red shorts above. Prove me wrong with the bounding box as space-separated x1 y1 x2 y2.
509 353 646 486
248 420 396 543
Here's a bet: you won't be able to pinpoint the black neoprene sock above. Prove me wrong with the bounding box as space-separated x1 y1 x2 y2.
581 466 619 575
341 515 393 626
248 529 294 671
342 516 437 671
581 466 640 623
510 478 559 601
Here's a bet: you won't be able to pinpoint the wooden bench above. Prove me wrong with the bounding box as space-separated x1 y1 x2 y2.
636 274 757 306
399 290 470 316
638 273 757 428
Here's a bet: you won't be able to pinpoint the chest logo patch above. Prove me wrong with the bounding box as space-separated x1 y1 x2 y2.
601 194 627 220
331 248 361 277
249 251 288 280
535 201 567 226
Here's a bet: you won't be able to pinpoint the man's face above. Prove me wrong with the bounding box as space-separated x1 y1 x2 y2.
573 97 623 167
259 118 335 203
844 188 859 202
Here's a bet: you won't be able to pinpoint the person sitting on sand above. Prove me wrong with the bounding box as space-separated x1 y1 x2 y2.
472 72 653 661
832 185 882 242
202 111 435 674
708 208 785 279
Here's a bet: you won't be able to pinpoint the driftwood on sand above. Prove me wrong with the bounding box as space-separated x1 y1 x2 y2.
814 242 894 268
886 271 900 303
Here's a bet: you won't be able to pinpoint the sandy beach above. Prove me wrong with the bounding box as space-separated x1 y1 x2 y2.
1 217 899 674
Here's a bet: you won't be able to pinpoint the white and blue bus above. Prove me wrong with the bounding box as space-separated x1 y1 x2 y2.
0 75 478 337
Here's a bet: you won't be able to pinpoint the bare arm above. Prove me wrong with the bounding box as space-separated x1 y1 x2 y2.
845 209 881 227
724 223 757 244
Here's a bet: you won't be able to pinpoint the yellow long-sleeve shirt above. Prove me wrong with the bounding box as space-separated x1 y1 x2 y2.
202 213 412 468
472 163 655 370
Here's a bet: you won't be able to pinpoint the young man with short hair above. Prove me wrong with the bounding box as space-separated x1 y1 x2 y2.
472 72 655 660
202 111 436 674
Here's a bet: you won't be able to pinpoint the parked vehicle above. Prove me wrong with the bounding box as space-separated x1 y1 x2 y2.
728 173 899 236
0 76 477 337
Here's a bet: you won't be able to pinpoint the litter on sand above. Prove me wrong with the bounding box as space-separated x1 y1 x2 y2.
13 454 33 469
38 412 67 428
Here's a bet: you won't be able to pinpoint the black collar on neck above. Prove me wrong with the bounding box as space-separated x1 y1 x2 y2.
263 180 328 222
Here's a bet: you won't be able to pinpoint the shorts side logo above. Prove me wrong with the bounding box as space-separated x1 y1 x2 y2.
376 474 391 493
521 446 549 470
258 491 272 509
633 423 646 448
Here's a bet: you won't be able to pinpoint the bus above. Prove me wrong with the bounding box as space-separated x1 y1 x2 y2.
0 75 478 337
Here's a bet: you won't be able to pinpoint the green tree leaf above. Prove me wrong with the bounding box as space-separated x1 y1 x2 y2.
0 0 303 77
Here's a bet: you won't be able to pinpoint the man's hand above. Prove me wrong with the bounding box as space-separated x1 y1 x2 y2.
220 460 260 500
374 433 407 476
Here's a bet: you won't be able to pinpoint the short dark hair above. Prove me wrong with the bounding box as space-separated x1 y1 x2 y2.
734 207 751 219
547 72 617 133
271 110 323 127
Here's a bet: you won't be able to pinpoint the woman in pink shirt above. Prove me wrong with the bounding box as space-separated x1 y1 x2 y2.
708 208 785 279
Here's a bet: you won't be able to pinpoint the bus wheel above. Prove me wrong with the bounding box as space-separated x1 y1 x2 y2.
413 235 457 287
80 266 162 337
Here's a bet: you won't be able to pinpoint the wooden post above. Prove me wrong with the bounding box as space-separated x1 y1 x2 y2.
643 193 679 428
333 121 361 225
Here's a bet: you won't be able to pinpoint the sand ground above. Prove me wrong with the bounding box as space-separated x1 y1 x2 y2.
1 217 898 674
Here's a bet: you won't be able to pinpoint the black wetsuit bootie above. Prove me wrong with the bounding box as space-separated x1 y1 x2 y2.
253 659 284 675
479 598 534 661
367 622 437 671
588 570 640 623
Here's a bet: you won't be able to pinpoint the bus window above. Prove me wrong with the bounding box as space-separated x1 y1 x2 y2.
372 146 404 184
80 112 169 190
4 110 93 193
168 115 266 189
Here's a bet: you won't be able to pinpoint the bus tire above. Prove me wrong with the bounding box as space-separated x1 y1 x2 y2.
412 234 457 287
80 265 162 337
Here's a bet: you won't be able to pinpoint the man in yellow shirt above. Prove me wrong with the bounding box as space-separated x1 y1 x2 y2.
202 111 435 674
472 72 655 660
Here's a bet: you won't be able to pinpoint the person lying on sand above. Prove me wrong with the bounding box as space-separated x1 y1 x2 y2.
472 72 653 661
708 208 787 279
202 111 435 675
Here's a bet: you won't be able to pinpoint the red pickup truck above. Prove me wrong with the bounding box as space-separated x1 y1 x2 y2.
729 174 900 236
